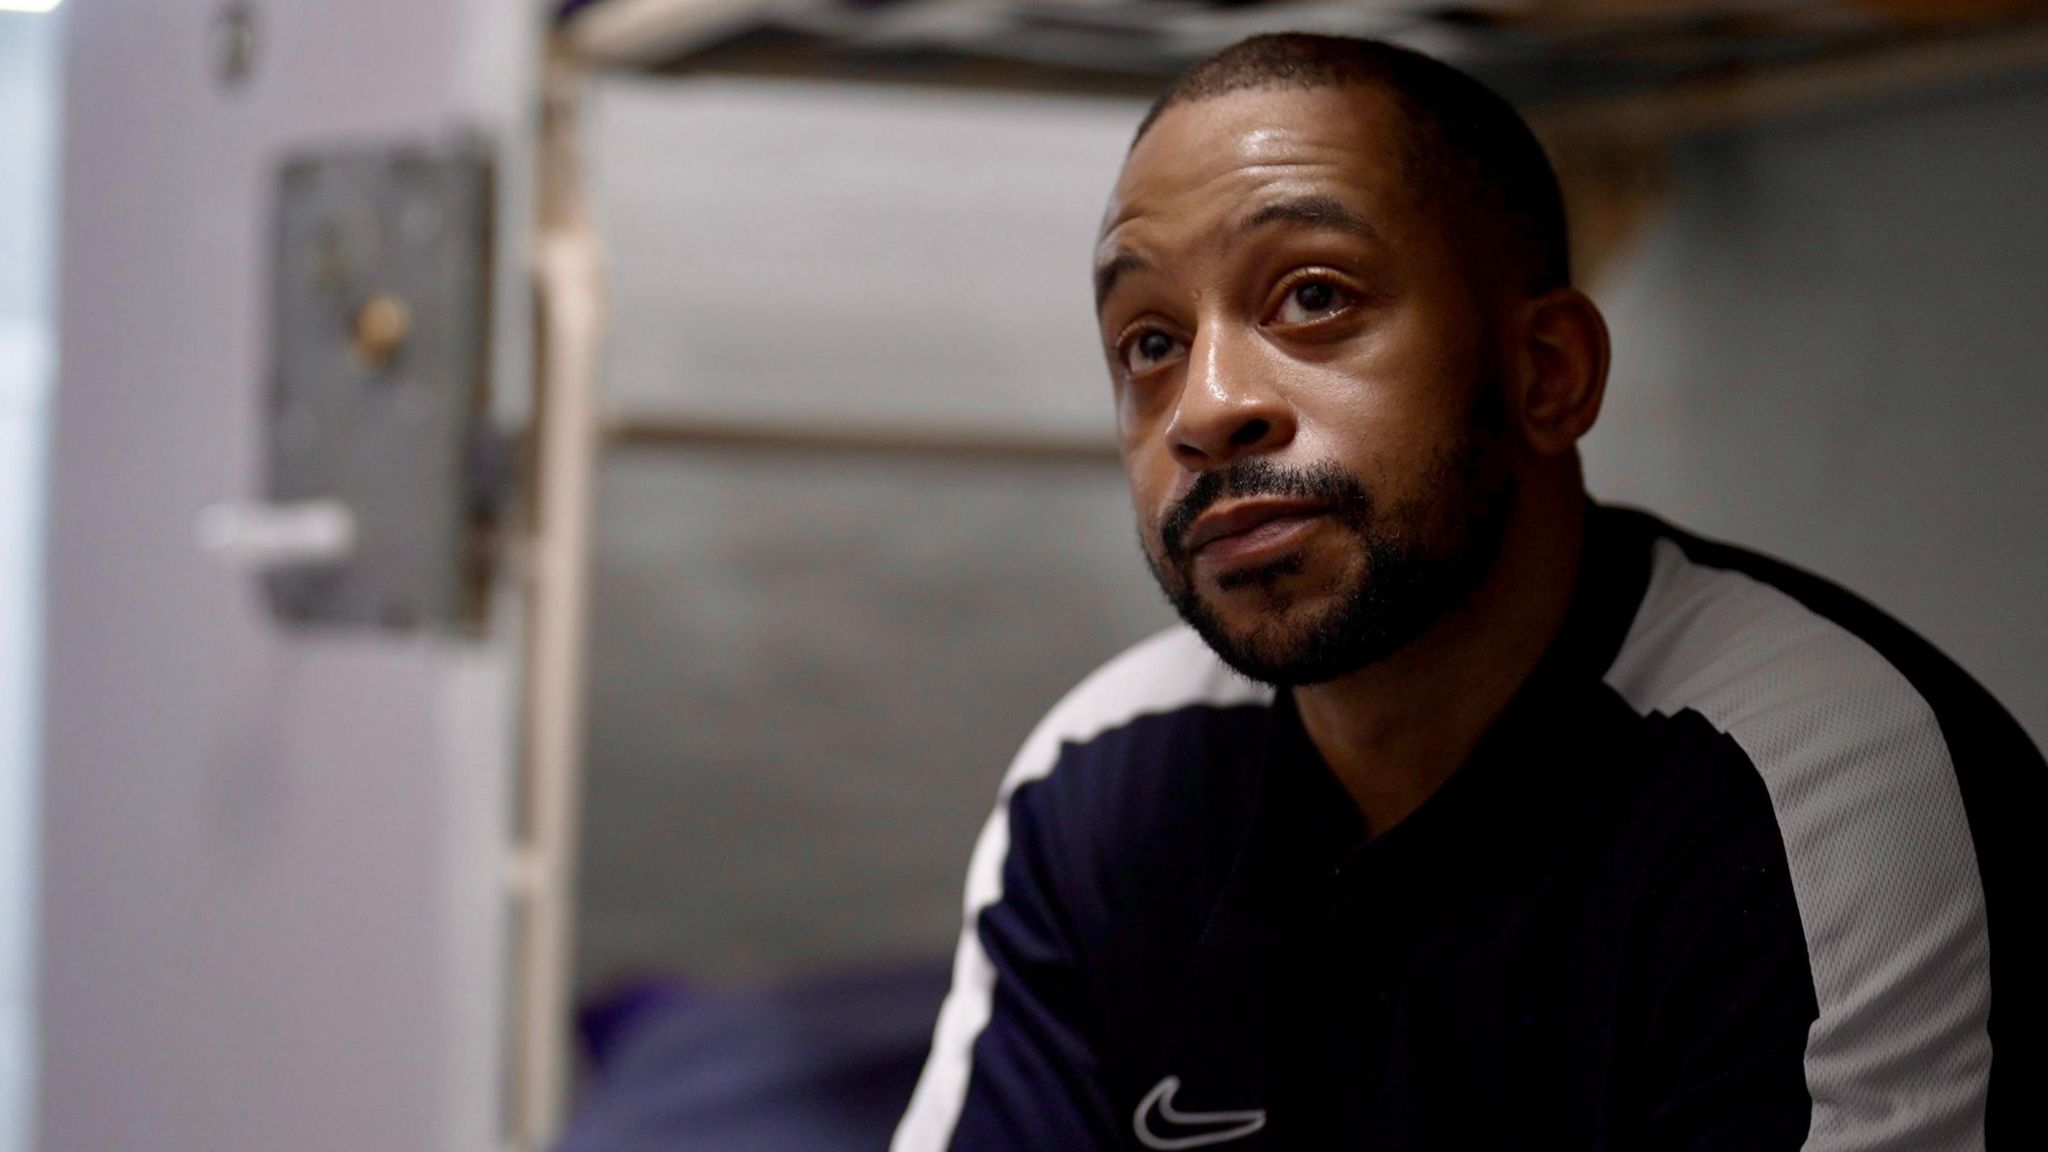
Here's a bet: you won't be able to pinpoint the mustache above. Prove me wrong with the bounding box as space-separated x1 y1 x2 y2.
1159 458 1371 562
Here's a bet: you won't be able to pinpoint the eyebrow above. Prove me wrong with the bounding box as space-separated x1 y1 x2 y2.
1234 195 1383 244
1094 251 1147 313
1093 195 1383 315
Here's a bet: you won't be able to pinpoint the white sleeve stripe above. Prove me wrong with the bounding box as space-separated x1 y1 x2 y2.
891 627 1271 1152
1604 539 1992 1152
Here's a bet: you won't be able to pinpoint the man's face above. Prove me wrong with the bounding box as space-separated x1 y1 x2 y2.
1096 85 1518 686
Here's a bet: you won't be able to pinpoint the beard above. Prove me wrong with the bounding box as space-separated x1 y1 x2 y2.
1141 397 1516 687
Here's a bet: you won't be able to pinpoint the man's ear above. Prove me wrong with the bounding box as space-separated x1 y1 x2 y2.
1509 288 1610 457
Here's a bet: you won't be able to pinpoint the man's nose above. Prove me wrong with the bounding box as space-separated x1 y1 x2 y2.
1165 325 1295 470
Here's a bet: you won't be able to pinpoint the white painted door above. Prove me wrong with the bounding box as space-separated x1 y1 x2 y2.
38 3 544 1151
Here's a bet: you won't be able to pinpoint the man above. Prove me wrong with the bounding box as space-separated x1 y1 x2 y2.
894 33 2029 1151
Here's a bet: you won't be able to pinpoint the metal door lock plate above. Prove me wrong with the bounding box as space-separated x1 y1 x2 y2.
264 139 503 632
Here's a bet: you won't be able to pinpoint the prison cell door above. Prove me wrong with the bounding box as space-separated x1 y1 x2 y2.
35 2 590 1151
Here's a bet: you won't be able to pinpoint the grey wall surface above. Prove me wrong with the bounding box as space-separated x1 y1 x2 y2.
582 452 1168 988
587 77 1135 437
580 79 1168 991
580 72 2046 995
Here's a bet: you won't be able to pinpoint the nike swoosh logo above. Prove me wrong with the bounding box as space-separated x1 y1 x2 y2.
1133 1076 1267 1150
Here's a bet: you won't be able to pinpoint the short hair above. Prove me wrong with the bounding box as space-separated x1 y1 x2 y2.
1133 33 1571 294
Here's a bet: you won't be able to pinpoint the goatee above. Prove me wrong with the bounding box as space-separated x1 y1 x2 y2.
1144 438 1514 687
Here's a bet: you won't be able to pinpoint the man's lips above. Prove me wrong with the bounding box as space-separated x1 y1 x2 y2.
1181 498 1332 559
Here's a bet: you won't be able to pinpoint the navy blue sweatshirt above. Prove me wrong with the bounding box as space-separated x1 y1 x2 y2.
894 507 2031 1151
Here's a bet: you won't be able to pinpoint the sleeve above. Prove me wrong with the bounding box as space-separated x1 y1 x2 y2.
1637 705 1995 1152
891 770 1122 1151
1635 779 1822 1152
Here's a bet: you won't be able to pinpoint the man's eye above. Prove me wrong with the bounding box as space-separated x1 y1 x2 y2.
1122 329 1183 375
1273 279 1349 325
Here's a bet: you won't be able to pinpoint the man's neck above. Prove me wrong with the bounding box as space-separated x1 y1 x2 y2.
1292 491 1587 838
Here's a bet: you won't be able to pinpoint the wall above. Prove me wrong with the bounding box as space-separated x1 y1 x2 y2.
581 78 1167 990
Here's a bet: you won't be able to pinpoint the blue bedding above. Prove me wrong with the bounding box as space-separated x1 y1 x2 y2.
556 963 950 1152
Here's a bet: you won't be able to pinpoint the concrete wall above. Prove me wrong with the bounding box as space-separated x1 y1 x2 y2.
580 70 2047 993
580 79 1167 990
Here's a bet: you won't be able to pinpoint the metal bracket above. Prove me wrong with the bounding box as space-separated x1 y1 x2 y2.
246 138 508 632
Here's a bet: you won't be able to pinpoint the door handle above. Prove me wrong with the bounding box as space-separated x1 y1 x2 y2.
195 498 357 570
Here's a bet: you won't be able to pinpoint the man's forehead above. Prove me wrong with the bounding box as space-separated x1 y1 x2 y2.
1099 84 1412 244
